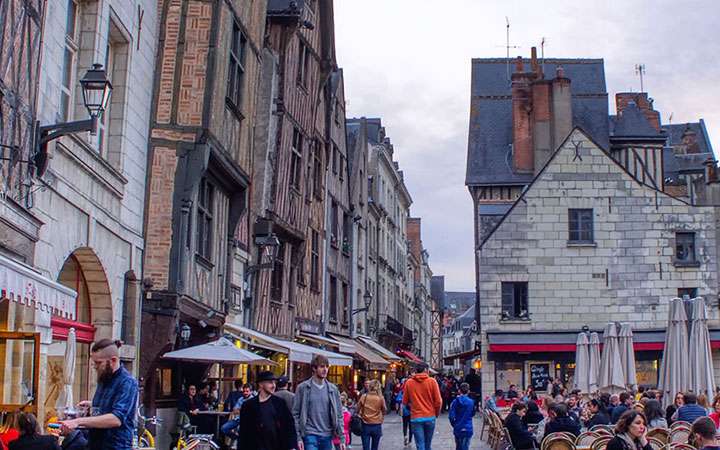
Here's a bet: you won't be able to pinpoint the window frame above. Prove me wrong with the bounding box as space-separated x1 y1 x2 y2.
310 230 320 291
289 128 303 191
60 0 80 122
501 282 529 321
297 39 310 89
675 231 698 266
270 241 286 302
568 208 594 244
195 178 215 261
226 20 247 114
329 275 338 322
312 141 323 199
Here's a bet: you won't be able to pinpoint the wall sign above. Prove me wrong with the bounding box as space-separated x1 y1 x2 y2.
530 363 550 390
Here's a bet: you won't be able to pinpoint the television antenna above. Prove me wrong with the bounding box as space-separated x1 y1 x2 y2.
540 37 548 75
504 17 521 82
635 64 646 92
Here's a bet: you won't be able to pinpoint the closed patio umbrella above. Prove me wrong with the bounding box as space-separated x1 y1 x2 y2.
598 323 625 394
689 297 715 397
573 332 590 393
659 297 690 407
56 328 76 412
588 332 601 393
618 323 637 391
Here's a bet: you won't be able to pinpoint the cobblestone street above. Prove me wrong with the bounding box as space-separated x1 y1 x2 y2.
349 413 489 450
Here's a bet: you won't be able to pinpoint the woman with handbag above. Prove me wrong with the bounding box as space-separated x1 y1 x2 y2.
358 380 387 450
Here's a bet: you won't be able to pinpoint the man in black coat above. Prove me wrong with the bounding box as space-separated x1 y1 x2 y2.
504 402 537 450
544 404 581 439
238 371 296 450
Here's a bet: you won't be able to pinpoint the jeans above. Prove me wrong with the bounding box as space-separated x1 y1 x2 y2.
412 419 436 450
304 434 334 450
455 435 471 450
403 416 413 443
221 417 239 438
361 423 382 450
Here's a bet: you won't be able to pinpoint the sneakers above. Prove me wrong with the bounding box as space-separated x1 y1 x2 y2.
404 436 409 446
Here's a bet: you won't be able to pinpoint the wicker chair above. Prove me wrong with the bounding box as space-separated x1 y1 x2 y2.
576 432 600 447
541 435 576 450
669 427 691 444
590 425 615 435
670 421 692 430
647 437 666 450
669 444 696 450
647 428 670 444
589 436 612 450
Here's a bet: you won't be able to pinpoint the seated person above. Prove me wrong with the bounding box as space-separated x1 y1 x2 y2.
523 401 545 427
584 399 611 429
675 393 708 424
505 402 537 450
544 403 581 439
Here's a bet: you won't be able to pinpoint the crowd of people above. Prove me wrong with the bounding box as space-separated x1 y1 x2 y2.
486 377 720 450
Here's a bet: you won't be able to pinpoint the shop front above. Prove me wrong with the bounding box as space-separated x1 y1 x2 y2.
483 330 710 396
328 333 391 392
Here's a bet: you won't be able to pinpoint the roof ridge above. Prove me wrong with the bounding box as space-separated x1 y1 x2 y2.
471 57 604 64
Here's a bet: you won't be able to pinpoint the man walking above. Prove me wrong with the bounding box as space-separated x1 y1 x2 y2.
60 339 138 450
293 355 346 450
448 383 475 450
238 371 296 450
402 363 442 450
274 376 296 412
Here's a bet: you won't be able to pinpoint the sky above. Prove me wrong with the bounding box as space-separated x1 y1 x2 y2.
334 0 720 292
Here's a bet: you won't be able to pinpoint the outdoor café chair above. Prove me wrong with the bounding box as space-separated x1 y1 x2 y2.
647 428 670 444
576 432 600 447
670 421 692 431
647 437 666 450
590 436 612 450
669 427 691 444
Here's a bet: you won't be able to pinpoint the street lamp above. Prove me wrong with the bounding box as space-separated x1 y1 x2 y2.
179 323 191 346
243 234 281 307
352 290 373 315
33 63 112 177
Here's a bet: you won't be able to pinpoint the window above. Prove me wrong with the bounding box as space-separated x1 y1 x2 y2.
334 100 341 124
342 212 351 255
271 241 285 302
330 201 339 244
568 209 594 243
297 40 310 88
332 144 338 174
60 0 79 121
675 232 697 265
290 128 303 190
98 19 130 167
310 231 320 290
196 178 214 260
97 39 115 154
339 155 344 181
294 245 304 288
313 142 323 198
227 21 247 109
678 288 698 299
329 276 337 321
501 282 528 320
341 282 349 326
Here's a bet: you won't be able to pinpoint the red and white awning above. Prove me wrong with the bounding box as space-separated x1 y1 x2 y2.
0 254 77 320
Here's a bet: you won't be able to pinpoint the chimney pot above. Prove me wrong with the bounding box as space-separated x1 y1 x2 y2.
556 66 565 78
530 47 540 75
515 56 524 72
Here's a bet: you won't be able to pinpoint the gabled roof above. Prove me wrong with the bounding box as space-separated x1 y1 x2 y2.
662 120 714 154
466 58 609 186
478 127 695 249
610 102 665 140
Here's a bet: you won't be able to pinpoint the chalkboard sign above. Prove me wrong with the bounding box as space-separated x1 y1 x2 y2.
530 363 550 390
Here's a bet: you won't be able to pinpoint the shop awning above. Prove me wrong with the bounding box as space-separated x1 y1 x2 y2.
398 349 423 363
328 333 389 370
0 254 77 319
443 348 482 364
356 335 402 362
486 330 720 353
225 324 353 367
298 332 355 354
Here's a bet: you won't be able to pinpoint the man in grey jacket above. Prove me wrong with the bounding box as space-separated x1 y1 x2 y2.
292 354 345 450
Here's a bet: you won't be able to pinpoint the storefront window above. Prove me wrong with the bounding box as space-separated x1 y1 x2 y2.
0 332 39 414
636 360 659 387
495 361 523 392
328 366 344 387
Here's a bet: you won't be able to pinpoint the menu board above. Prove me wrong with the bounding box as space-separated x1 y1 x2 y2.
530 363 550 390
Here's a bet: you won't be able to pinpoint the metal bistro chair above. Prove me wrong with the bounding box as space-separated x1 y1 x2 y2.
576 431 600 447
670 421 692 431
590 436 612 450
669 427 691 445
541 433 576 450
647 428 669 444
646 437 666 450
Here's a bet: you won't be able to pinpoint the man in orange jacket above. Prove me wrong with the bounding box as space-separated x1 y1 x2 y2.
402 363 443 450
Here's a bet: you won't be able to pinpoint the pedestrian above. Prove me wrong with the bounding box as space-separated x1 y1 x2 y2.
59 339 138 450
504 402 537 450
448 383 475 450
674 392 708 423
224 380 245 412
8 414 60 450
402 363 442 450
463 369 482 411
275 376 296 413
606 410 652 450
333 394 352 450
357 379 386 450
292 354 346 450
691 417 720 450
400 390 413 447
237 371 296 450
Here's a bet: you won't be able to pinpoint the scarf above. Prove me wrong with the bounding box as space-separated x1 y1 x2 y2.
617 432 642 450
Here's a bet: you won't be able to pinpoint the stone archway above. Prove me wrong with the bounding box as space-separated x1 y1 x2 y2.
68 247 113 339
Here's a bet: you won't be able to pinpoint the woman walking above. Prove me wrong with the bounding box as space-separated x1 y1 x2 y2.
358 379 387 450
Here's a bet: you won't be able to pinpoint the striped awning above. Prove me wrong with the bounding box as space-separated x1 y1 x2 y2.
0 254 77 319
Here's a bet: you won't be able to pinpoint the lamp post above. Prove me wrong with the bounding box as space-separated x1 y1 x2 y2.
352 290 373 316
179 323 191 347
242 234 281 311
33 63 112 177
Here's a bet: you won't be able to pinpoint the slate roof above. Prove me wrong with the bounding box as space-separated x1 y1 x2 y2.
466 58 609 186
662 120 714 155
609 102 665 139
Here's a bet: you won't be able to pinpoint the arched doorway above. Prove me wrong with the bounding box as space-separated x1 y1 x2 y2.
45 248 112 420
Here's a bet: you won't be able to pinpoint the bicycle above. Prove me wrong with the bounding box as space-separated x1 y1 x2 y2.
137 413 162 448
175 423 219 450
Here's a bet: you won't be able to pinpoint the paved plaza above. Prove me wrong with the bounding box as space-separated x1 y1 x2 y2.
352 413 490 450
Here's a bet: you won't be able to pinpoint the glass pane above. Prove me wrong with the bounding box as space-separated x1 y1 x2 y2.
66 0 77 40
0 337 37 406
496 361 523 392
62 49 73 89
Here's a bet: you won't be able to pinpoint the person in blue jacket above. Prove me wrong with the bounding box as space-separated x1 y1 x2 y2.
449 383 475 450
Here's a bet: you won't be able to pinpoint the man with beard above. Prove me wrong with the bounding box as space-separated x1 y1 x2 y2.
60 339 138 450
238 371 296 450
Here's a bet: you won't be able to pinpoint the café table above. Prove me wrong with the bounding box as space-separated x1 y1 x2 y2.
196 410 231 441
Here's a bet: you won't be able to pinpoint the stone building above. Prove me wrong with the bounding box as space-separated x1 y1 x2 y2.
407 217 434 361
0 0 158 424
466 50 718 395
140 1 265 441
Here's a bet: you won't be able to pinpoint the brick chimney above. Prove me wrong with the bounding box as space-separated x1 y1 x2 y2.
615 92 661 131
511 56 537 173
531 46 553 172
551 66 572 148
704 158 718 184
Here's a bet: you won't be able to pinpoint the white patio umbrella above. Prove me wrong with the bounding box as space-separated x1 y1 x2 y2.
163 336 276 365
689 297 715 397
598 323 625 393
618 323 637 391
588 332 601 393
56 328 76 412
573 332 590 393
659 297 690 407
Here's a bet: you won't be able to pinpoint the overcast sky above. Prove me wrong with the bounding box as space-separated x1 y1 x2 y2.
334 0 720 292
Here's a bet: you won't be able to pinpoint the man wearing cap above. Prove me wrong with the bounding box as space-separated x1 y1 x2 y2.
238 371 296 450
274 376 295 412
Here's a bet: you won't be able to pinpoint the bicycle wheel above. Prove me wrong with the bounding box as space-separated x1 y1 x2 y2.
141 429 155 448
186 437 218 450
